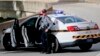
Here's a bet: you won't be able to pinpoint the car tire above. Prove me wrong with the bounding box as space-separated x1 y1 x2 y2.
49 35 62 53
3 34 17 51
79 43 92 51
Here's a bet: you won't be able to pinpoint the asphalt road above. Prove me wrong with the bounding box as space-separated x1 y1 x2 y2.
0 43 100 56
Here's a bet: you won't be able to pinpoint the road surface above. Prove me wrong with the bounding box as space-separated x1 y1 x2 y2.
0 43 100 56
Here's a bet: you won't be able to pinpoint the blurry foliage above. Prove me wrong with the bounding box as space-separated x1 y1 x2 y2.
0 17 15 23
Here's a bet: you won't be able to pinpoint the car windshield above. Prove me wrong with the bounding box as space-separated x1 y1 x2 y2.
56 16 86 23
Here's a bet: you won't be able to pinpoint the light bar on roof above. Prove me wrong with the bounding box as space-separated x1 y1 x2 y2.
53 10 64 14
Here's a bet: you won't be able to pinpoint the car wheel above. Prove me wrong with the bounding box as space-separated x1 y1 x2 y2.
3 34 16 51
79 43 92 51
49 35 61 53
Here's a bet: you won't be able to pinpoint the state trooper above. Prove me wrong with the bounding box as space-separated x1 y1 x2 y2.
38 9 53 54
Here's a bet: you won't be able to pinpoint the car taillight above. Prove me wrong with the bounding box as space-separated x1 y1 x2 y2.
67 26 80 32
94 24 99 29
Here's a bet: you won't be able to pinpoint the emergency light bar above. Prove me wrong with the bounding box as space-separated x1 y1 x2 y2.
53 10 64 14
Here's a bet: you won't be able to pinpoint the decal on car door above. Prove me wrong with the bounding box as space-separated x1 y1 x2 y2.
10 28 16 47
22 26 29 47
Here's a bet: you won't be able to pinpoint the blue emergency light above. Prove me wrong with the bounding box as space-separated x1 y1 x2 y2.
53 10 64 14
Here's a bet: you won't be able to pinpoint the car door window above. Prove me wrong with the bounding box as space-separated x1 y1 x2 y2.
65 18 74 23
25 17 37 27
56 16 86 23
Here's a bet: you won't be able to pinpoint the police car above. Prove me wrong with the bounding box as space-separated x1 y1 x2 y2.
2 10 100 52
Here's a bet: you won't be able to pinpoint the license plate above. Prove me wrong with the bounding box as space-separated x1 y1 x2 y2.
87 39 93 42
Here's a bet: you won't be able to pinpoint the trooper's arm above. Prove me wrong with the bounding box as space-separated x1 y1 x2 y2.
45 16 53 32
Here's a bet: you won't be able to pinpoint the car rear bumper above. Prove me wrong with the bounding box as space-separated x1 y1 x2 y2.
60 37 100 48
73 34 100 39
54 29 100 44
75 37 100 44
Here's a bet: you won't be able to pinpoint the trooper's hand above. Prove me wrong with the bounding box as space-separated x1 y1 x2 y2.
45 29 48 32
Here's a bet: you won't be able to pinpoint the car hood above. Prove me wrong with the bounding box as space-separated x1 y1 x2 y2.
4 28 12 33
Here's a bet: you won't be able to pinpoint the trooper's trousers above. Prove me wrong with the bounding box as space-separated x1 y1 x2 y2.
40 29 51 52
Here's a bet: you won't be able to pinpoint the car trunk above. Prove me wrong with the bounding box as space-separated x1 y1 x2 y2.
65 22 98 31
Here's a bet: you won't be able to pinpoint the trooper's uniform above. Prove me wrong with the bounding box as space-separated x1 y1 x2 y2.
39 16 53 31
39 14 53 54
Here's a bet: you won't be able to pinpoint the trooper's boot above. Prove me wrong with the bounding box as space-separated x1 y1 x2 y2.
46 50 51 54
40 45 46 53
40 47 47 53
46 47 52 54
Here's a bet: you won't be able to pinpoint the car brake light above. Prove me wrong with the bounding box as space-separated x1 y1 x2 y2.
94 24 99 29
67 26 80 32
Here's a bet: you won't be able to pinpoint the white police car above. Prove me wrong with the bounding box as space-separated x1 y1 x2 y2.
3 10 100 52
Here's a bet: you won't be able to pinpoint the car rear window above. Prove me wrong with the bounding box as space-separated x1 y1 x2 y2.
56 16 86 23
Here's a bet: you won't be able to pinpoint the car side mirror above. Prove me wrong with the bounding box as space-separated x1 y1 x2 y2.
13 18 19 28
53 23 55 25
